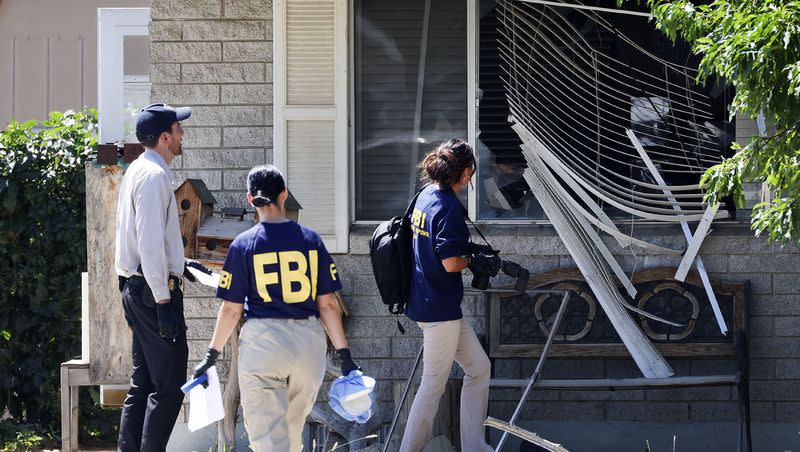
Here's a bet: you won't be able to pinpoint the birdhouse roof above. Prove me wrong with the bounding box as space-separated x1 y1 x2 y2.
185 179 217 205
286 190 302 210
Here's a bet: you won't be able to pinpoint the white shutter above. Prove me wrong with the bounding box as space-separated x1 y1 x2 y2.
275 0 348 252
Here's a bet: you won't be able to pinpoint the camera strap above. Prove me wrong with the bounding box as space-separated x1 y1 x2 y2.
458 202 494 250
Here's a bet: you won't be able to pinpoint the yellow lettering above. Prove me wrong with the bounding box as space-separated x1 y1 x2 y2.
330 263 338 282
279 251 311 303
411 209 422 228
309 250 319 299
253 252 279 301
218 270 232 290
411 208 430 238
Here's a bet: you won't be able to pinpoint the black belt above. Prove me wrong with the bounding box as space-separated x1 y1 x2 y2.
119 274 182 292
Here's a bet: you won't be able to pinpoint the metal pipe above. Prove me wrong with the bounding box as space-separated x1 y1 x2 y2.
382 343 424 452
495 291 570 451
490 374 739 389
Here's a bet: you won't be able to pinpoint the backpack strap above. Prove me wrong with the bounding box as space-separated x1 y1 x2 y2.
403 190 423 221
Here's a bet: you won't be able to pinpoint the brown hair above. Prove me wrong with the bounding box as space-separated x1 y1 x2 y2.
419 138 476 187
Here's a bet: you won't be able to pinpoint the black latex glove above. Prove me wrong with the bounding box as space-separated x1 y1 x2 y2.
184 258 212 283
156 302 181 340
469 251 503 276
193 347 220 387
336 348 361 376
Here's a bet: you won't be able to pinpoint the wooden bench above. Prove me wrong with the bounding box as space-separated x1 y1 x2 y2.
483 273 752 452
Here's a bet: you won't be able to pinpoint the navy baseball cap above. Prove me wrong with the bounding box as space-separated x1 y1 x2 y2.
135 103 192 144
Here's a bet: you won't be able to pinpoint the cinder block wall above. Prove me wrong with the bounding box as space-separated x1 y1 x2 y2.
149 0 273 211
149 0 800 444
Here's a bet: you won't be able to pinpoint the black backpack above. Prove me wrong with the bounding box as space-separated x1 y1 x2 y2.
368 191 422 318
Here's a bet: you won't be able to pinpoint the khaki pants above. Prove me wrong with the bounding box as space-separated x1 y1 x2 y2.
238 317 327 452
400 319 492 452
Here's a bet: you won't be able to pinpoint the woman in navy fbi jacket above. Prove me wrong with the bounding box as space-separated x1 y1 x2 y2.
400 139 494 452
191 165 360 452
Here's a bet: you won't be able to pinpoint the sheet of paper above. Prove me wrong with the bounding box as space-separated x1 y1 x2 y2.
187 266 221 288
187 366 224 432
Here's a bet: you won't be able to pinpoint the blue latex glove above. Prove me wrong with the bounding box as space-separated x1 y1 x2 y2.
328 370 375 424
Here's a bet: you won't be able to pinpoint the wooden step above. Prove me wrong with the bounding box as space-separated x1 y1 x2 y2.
484 417 569 452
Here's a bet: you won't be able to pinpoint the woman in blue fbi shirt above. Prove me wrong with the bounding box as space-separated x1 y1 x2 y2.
401 139 493 452
191 165 360 452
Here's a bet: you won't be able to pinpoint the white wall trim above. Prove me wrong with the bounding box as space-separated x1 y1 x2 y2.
97 8 149 144
334 0 350 253
467 0 478 221
273 0 288 173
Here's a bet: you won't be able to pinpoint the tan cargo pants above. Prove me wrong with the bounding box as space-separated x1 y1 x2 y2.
400 318 493 452
238 316 327 452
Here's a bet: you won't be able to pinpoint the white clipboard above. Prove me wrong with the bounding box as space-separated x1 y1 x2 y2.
187 366 225 432
187 266 221 288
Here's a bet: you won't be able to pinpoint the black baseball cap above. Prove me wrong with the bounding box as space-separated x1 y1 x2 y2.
135 103 192 144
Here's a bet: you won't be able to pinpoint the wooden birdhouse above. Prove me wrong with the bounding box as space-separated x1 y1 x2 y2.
174 179 216 259
285 190 302 222
196 216 253 267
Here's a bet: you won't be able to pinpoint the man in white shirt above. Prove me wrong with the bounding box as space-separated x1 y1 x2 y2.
115 103 192 451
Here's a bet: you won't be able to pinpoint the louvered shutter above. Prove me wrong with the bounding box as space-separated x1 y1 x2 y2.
274 0 348 252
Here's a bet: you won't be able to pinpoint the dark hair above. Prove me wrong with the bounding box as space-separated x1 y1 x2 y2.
136 122 174 149
248 164 286 208
419 138 476 187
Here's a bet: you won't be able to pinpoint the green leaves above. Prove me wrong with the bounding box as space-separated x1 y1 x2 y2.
641 0 800 245
0 109 97 429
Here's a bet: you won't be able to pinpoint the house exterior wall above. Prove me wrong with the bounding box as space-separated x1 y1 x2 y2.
149 1 800 450
0 0 152 125
148 0 273 209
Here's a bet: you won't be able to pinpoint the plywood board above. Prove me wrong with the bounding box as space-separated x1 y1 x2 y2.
86 163 132 383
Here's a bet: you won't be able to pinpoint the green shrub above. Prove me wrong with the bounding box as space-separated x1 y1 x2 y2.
0 420 57 451
0 110 97 428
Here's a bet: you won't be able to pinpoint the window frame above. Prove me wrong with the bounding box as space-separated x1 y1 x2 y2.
97 8 150 144
348 0 481 225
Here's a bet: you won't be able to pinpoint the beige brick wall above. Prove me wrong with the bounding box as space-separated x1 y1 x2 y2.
150 0 273 209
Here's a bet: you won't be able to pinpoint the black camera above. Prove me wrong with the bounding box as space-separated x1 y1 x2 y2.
466 243 530 292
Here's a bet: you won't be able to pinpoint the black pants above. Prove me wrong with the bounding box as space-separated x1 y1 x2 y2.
118 276 188 452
